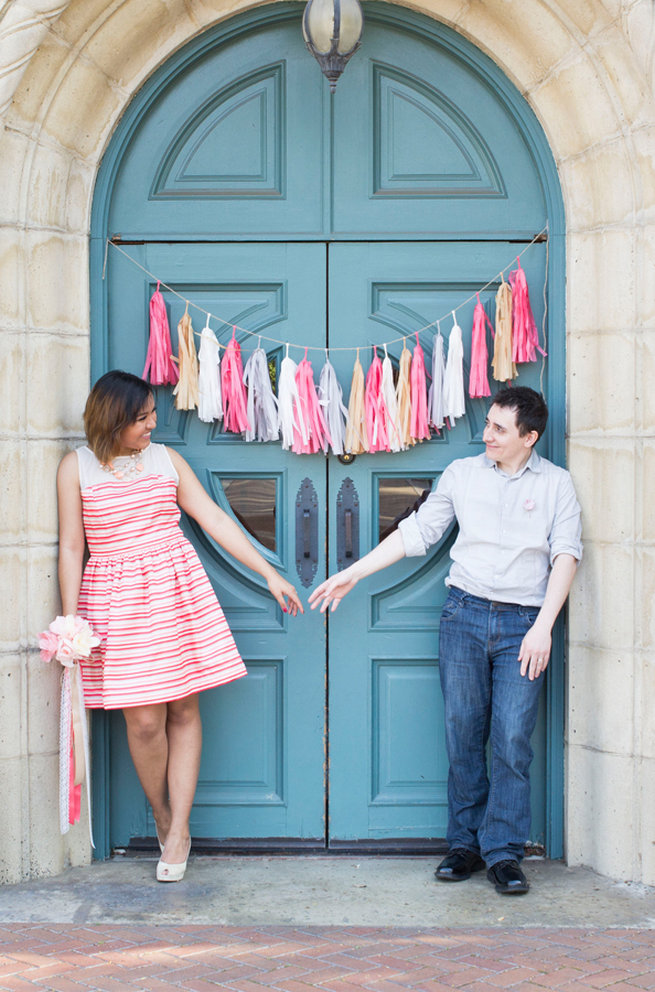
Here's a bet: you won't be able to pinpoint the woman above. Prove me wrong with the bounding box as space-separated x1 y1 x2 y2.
57 370 302 882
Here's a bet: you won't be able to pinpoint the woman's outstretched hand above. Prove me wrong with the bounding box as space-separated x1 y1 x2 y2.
308 567 358 613
267 574 304 616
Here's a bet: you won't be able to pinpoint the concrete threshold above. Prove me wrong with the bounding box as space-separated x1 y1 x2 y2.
2 855 655 928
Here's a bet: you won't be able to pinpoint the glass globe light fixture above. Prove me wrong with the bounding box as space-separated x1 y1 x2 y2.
302 0 364 93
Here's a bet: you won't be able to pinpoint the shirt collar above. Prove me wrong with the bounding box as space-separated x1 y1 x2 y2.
483 449 542 478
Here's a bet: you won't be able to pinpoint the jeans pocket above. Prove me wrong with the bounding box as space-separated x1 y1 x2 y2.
440 594 466 620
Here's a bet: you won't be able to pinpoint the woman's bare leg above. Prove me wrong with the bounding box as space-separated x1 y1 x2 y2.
122 695 201 865
122 703 172 843
162 694 202 864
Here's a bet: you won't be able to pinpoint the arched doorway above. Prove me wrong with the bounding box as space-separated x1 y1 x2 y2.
91 2 565 858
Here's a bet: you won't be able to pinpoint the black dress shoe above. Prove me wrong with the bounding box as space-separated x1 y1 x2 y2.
435 848 485 882
487 859 529 894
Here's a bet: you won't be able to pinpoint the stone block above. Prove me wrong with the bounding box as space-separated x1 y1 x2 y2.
568 330 637 435
0 656 23 760
566 746 637 880
25 332 89 436
0 227 25 330
27 752 68 878
459 0 575 91
26 546 61 639
0 440 26 543
0 756 24 884
26 439 67 543
82 0 198 91
635 650 655 760
26 232 89 334
41 56 126 161
567 542 635 651
7 30 70 133
567 229 637 333
638 440 655 543
26 141 75 231
532 56 620 161
593 24 653 130
0 330 25 436
27 652 61 756
0 547 27 650
562 143 637 232
568 646 634 756
567 438 635 544
65 158 96 236
636 547 655 651
636 226 655 325
639 757 655 886
0 129 32 224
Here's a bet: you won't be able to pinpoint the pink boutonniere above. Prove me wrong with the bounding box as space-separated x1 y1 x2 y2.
523 498 536 512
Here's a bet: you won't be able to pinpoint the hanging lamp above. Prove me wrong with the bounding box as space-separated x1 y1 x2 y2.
302 0 364 92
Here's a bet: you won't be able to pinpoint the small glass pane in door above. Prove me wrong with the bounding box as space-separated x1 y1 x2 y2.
220 477 277 552
378 477 433 542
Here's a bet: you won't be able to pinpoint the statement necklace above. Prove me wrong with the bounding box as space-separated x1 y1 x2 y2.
100 450 144 481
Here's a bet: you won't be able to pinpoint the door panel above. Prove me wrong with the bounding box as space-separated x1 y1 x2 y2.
105 242 328 843
326 242 548 844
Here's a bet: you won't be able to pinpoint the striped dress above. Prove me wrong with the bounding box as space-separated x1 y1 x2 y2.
76 444 247 709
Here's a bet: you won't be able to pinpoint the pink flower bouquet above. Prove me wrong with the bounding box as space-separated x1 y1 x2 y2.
38 615 99 667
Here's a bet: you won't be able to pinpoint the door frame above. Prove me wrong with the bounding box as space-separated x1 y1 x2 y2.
89 1 566 860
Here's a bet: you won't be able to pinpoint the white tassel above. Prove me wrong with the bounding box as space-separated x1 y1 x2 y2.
428 331 446 430
243 345 279 443
277 346 303 450
381 345 401 452
318 355 348 455
197 319 223 423
443 312 466 423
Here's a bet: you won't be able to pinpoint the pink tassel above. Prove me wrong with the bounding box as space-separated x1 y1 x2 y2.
221 327 250 433
142 282 179 386
509 258 546 363
469 293 494 398
365 347 390 452
292 349 332 454
410 333 430 442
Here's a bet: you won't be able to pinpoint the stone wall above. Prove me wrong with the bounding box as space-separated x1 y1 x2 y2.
0 0 653 884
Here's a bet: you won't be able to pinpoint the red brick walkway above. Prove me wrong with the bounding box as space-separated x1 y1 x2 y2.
0 926 653 991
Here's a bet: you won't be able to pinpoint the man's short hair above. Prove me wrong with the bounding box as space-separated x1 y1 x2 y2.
492 386 548 439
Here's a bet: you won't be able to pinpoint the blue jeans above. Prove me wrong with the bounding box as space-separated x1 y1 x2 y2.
438 587 544 868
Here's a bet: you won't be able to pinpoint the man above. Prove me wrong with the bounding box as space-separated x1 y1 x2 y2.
309 386 582 895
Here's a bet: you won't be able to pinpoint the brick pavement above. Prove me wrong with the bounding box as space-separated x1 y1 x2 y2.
0 926 653 992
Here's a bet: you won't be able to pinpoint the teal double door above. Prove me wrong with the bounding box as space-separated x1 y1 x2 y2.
93 4 562 853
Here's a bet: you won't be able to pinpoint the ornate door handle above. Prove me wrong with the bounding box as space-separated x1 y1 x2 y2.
336 477 359 570
295 478 318 587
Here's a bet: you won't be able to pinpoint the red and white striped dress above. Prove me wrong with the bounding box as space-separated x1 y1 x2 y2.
76 444 247 709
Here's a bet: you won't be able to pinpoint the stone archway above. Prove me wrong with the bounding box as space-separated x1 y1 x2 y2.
1 0 653 884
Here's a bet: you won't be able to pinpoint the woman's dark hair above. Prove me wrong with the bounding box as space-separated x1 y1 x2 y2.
492 386 548 440
84 370 153 463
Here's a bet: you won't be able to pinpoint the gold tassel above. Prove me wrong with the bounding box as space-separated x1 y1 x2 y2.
395 339 414 449
173 305 200 410
492 277 517 382
345 350 368 453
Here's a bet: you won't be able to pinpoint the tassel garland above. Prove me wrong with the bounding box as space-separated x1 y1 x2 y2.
468 294 494 399
492 277 517 382
221 328 250 433
410 333 430 442
143 282 179 386
443 313 466 422
197 319 223 422
318 357 348 456
365 348 390 452
292 350 332 454
173 305 200 410
277 346 302 450
428 332 446 431
345 350 368 454
396 340 414 449
510 258 546 363
381 345 401 452
243 345 279 442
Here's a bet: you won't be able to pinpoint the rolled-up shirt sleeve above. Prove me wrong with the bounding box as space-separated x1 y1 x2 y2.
549 471 583 565
397 467 457 557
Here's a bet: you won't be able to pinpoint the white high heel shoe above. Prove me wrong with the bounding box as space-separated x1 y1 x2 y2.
156 838 191 883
